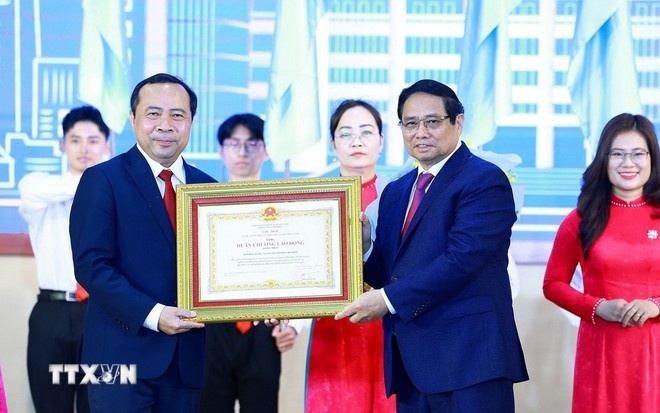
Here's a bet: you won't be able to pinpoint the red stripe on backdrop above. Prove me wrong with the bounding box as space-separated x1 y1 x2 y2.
0 234 32 255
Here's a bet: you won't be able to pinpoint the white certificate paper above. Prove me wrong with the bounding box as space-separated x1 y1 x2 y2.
196 199 342 302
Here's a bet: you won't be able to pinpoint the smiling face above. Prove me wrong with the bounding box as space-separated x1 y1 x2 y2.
61 121 111 175
400 92 463 170
607 130 651 201
130 82 192 167
331 105 383 180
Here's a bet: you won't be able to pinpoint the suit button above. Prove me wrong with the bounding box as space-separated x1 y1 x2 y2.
391 275 399 281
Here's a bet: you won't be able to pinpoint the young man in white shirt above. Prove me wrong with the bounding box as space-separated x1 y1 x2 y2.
200 113 306 413
19 106 111 413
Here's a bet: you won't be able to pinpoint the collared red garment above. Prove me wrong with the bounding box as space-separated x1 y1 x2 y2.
544 198 660 412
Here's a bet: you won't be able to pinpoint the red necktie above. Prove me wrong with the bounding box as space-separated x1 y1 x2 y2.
401 173 434 237
158 169 176 230
236 321 252 334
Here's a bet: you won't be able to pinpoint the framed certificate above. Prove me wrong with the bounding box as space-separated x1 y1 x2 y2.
176 176 363 323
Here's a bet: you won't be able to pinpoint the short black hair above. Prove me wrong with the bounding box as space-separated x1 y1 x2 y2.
62 105 110 139
397 79 464 124
130 73 198 119
329 99 382 140
217 113 265 146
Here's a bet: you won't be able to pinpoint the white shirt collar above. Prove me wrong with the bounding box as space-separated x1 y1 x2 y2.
136 144 186 184
415 140 462 177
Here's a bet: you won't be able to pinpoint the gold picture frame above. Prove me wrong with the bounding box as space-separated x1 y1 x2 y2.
176 176 363 323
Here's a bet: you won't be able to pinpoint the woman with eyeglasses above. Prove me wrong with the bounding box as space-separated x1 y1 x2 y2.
543 113 660 412
305 99 395 412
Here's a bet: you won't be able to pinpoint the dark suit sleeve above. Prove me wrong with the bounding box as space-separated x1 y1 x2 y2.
364 183 393 290
70 167 157 334
384 166 516 323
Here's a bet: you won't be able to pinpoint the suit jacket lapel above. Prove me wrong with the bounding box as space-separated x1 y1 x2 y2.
184 161 206 184
387 170 417 252
399 144 469 245
125 145 175 242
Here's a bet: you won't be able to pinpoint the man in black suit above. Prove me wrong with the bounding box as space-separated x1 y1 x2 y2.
337 79 528 412
70 73 215 412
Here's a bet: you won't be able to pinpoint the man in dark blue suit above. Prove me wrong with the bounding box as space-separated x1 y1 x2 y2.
70 73 215 412
336 79 529 412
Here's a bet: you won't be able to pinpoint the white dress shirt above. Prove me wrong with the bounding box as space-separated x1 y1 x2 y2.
18 171 81 293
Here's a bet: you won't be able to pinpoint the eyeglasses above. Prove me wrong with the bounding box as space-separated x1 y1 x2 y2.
608 150 649 165
335 129 378 142
398 115 450 133
223 138 264 153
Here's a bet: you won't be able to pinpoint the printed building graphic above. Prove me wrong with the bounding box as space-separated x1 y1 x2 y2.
1 0 659 247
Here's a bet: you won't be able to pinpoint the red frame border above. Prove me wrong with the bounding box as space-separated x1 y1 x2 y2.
190 191 349 308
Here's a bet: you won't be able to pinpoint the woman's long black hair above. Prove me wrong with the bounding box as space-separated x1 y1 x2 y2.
577 113 659 258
